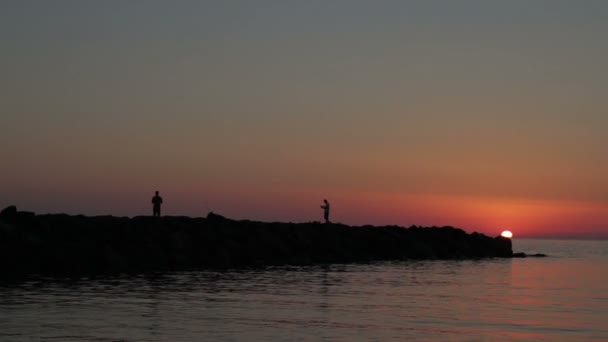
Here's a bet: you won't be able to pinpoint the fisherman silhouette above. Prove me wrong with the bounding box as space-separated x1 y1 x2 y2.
320 199 330 223
152 191 163 217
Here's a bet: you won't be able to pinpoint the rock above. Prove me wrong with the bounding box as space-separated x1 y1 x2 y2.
206 212 226 222
494 236 513 257
0 205 17 221
0 210 521 277
511 252 548 258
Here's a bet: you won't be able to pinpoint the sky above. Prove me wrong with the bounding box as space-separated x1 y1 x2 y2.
2 0 608 238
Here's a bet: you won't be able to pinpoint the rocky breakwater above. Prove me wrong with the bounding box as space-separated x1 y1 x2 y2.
0 206 513 277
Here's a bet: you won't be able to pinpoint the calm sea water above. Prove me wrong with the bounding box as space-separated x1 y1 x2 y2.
1 239 607 341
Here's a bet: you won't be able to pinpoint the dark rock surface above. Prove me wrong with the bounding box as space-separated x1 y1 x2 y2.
0 205 17 221
512 252 548 258
0 207 514 277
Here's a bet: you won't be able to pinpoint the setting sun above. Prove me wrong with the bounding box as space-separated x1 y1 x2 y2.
501 230 513 238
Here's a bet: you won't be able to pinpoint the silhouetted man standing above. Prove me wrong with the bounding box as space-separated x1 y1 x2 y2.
152 191 163 217
320 199 330 223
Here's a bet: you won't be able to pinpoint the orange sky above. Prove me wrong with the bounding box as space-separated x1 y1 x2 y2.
1 1 607 238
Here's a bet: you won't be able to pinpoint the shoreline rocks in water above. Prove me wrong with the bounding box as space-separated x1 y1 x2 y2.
0 207 514 277
512 252 547 258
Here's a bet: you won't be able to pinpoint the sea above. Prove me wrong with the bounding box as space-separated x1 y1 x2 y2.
1 239 607 341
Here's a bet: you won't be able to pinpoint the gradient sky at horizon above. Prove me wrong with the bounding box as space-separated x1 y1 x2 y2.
2 0 608 237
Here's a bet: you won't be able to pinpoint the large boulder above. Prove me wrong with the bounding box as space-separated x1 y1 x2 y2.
0 205 17 222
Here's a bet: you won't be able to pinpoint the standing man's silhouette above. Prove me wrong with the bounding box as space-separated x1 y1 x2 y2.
152 191 163 217
320 199 330 223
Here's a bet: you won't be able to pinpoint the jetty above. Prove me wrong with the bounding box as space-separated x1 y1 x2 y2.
0 206 513 276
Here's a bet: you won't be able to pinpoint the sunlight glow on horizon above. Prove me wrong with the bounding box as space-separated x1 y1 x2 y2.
501 230 513 239
1 1 608 238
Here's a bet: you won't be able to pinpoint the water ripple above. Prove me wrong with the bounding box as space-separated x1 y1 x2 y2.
1 240 608 341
